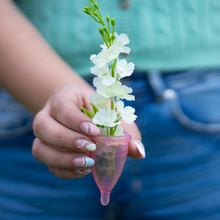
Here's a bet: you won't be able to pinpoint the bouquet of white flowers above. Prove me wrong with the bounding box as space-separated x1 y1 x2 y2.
83 0 137 205
82 0 137 136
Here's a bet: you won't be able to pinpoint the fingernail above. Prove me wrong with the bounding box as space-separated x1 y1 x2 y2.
75 139 96 151
80 122 100 136
75 168 92 175
134 140 145 159
73 156 95 167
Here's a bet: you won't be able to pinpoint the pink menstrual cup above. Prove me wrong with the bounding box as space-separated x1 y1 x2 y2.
89 133 131 206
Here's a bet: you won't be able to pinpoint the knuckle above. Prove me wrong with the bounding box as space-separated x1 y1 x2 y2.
50 97 62 118
55 155 65 168
33 112 45 137
53 151 71 169
32 139 41 161
56 131 67 148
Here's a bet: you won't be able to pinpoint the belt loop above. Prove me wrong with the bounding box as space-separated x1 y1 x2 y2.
146 70 166 102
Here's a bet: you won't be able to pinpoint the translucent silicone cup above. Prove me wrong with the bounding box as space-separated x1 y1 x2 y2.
89 133 132 206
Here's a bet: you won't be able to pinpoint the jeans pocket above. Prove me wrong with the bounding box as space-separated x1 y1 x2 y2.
164 69 220 133
0 89 33 139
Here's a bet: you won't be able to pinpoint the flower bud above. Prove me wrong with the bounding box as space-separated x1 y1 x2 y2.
111 18 115 26
83 10 91 15
106 14 110 23
111 35 116 41
83 6 91 11
98 28 104 35
94 12 98 16
94 1 99 9
90 0 94 3
103 26 108 33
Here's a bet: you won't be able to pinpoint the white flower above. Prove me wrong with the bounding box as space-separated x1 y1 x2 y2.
114 126 124 136
94 79 135 101
89 94 108 107
91 64 109 77
93 77 103 88
116 101 137 124
100 32 131 55
113 33 131 54
90 45 120 68
94 80 121 98
91 65 115 86
116 59 135 79
92 109 121 127
116 85 135 101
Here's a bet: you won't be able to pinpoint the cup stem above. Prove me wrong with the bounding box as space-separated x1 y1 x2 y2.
101 191 110 206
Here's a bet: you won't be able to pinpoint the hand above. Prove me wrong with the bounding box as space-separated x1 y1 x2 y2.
32 84 145 179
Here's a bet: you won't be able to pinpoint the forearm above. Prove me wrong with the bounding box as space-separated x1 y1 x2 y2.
0 0 91 114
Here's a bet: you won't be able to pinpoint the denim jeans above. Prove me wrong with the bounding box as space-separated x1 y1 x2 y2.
0 69 220 220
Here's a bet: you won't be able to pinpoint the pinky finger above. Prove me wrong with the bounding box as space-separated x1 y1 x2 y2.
48 166 91 179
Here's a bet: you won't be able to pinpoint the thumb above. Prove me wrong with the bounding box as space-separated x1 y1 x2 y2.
122 122 146 159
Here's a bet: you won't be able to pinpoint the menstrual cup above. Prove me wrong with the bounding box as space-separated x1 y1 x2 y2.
89 133 131 206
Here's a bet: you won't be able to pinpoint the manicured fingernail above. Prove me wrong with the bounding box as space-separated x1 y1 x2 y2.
73 156 95 167
75 168 92 175
80 122 100 136
87 143 96 151
135 140 145 159
75 139 96 151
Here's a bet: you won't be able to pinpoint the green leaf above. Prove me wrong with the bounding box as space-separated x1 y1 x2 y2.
81 107 94 119
89 103 99 115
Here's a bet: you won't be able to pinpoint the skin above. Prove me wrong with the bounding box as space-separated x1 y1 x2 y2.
0 0 143 179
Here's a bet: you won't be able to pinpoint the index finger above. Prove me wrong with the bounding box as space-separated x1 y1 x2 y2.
49 93 100 136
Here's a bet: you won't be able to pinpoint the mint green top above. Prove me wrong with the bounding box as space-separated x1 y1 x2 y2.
14 0 220 77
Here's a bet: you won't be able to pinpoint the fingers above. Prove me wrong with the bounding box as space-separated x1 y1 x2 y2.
32 138 95 169
48 166 92 179
49 91 100 136
123 122 146 159
33 111 96 152
32 85 99 179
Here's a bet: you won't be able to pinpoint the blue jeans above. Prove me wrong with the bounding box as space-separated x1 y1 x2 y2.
1 69 220 220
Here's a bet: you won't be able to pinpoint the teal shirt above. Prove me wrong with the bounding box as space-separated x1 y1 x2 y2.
14 0 220 77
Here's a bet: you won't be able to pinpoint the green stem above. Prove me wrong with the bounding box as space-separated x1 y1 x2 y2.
105 33 111 45
114 59 117 68
111 99 114 110
102 36 109 48
111 64 115 77
108 20 110 33
112 25 115 43
112 125 118 135
88 0 95 11
97 7 102 19
89 14 101 23
100 19 105 27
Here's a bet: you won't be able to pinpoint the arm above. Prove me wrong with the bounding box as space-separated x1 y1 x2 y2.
0 0 91 114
